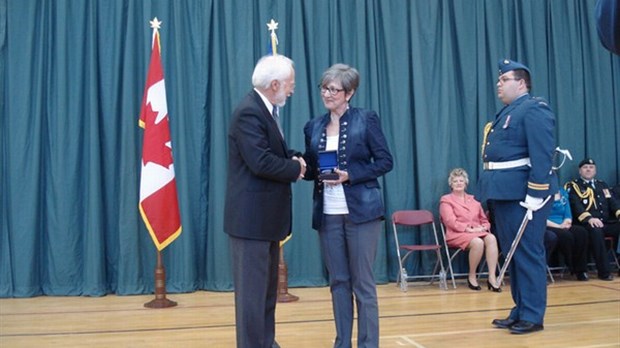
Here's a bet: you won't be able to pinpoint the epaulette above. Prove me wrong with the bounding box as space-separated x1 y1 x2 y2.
481 122 492 157
533 96 549 106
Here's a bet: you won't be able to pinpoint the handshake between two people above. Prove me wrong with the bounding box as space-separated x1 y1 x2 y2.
519 195 552 220
292 156 307 180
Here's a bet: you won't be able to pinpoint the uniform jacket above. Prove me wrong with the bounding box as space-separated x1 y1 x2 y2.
224 90 301 242
477 93 557 203
303 107 393 230
565 178 620 224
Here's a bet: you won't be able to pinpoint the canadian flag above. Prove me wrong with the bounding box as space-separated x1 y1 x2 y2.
139 20 182 250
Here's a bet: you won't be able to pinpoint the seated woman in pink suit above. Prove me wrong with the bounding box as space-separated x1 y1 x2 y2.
440 168 501 292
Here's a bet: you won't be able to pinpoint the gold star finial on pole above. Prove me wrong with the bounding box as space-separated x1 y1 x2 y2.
150 17 162 30
267 19 279 55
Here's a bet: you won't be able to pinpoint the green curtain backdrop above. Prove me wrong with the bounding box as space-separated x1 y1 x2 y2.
1 0 618 297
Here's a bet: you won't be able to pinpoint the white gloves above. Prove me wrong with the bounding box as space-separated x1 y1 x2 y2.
519 195 546 220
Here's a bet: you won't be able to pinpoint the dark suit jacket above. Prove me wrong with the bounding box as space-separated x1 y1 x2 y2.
224 90 301 242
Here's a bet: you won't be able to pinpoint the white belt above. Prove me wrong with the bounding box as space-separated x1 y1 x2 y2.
483 158 531 170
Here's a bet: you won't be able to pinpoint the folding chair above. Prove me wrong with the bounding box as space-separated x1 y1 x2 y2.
437 222 462 289
605 236 620 270
392 210 448 291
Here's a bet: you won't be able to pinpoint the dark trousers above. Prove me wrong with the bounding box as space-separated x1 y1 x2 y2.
492 199 552 325
581 222 620 277
229 236 280 348
547 225 589 273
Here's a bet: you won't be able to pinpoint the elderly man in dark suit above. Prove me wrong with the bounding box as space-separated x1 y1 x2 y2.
477 59 556 334
224 54 306 348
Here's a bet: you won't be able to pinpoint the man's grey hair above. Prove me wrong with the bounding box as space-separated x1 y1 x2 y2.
252 55 294 89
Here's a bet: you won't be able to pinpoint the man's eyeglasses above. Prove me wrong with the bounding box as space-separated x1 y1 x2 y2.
319 85 345 96
497 77 521 84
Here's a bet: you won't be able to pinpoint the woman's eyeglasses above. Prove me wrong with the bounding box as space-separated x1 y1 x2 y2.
319 85 344 96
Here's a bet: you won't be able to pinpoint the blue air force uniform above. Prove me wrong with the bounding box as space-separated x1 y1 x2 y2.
477 59 556 327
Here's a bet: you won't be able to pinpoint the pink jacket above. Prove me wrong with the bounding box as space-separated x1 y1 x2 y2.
439 192 491 250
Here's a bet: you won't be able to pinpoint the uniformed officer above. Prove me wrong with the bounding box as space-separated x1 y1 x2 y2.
565 158 620 280
477 59 556 334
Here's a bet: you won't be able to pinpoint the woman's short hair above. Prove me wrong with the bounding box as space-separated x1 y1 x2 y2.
448 168 469 187
252 55 294 89
319 63 360 94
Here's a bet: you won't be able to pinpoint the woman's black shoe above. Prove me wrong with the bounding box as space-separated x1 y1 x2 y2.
467 279 481 291
487 280 502 292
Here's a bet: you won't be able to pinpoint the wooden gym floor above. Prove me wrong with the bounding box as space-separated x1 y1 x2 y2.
1 274 619 347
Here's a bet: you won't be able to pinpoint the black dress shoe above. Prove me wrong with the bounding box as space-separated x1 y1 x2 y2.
576 272 589 281
509 320 544 334
467 279 481 291
487 280 502 292
598 274 614 281
492 318 517 329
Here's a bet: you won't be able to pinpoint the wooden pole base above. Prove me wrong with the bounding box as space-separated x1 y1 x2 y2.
144 249 177 309
144 297 177 308
277 291 299 303
277 246 299 303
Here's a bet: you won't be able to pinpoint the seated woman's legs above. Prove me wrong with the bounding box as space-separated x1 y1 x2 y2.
544 230 558 263
467 237 484 286
547 227 575 271
483 233 499 285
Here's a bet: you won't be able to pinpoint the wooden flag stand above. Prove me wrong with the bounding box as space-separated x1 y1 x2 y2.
277 246 299 303
144 250 177 308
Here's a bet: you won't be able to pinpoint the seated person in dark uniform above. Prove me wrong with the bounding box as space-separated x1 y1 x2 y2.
565 158 620 281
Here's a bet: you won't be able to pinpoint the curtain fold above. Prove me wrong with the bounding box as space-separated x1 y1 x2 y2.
1 0 618 297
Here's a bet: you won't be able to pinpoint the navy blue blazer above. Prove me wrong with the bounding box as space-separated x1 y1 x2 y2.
224 90 301 242
303 107 393 230
477 94 557 203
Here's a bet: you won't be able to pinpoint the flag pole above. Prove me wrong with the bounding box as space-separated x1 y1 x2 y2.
266 18 299 302
144 249 177 308
277 237 299 303
140 17 181 309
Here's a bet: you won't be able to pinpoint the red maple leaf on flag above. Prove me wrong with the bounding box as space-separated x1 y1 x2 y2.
141 101 173 168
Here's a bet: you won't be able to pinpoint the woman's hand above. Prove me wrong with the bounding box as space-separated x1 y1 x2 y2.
560 220 572 230
466 225 488 233
323 168 349 185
